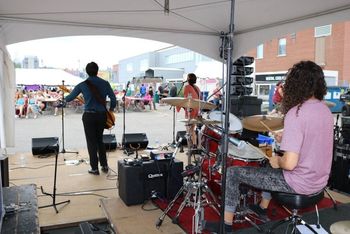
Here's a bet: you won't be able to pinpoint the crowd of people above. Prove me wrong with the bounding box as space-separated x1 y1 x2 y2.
14 88 64 118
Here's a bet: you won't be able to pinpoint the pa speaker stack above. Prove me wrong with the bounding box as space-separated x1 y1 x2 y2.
341 116 350 140
32 137 59 156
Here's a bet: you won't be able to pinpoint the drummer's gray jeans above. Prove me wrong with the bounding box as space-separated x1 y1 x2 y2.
225 166 295 212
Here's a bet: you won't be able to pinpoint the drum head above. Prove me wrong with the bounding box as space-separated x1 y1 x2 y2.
228 142 266 161
208 111 242 133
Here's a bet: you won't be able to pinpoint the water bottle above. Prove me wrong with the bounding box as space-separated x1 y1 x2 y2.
20 155 26 167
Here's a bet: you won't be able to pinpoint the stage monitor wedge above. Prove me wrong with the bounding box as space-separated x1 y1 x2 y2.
122 133 148 151
103 134 117 151
32 137 59 156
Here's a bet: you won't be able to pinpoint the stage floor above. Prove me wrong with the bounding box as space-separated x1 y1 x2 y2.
8 148 350 233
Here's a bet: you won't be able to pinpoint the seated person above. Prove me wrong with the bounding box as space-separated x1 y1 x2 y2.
210 61 333 234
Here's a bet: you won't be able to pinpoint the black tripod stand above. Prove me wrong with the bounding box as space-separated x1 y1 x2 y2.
60 80 79 155
39 148 70 213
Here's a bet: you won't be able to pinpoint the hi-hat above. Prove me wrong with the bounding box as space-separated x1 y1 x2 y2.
178 118 221 125
162 97 216 110
330 221 350 234
242 115 284 132
324 100 336 108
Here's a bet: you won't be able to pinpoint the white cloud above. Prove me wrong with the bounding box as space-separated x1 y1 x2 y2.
7 36 171 69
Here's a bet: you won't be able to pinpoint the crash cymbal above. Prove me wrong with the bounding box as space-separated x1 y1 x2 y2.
178 118 221 125
162 97 216 110
242 115 284 132
324 100 336 108
330 221 350 234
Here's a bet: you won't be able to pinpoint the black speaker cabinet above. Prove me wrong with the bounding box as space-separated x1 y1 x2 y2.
32 137 59 155
118 159 183 206
176 131 188 146
103 134 117 151
122 133 148 150
329 144 350 194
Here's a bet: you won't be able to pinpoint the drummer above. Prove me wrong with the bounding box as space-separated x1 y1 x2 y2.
183 73 201 147
208 61 333 234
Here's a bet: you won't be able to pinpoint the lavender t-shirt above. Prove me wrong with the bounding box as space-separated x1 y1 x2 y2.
281 99 333 194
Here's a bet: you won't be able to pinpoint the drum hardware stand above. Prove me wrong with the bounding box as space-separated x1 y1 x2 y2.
156 157 220 230
39 148 70 213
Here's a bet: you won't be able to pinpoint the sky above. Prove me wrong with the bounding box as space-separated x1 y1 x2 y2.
6 36 171 70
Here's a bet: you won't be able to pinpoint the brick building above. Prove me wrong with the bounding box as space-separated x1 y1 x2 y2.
247 21 350 101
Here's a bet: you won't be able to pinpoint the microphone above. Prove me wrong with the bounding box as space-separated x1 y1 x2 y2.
228 136 246 149
126 81 130 88
182 80 187 84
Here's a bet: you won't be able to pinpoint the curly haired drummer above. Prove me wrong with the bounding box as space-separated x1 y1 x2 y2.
210 61 334 233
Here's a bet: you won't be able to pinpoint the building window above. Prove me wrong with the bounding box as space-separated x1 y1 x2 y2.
166 51 194 64
139 59 148 71
314 25 332 37
278 38 286 56
315 37 326 66
126 63 133 72
256 44 264 59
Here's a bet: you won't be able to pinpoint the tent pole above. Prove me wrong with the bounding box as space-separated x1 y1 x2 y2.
220 0 236 233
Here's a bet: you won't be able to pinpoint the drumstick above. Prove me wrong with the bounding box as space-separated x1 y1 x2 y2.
259 120 275 134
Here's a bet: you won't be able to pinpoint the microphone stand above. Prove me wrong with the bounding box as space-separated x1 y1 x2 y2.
60 80 78 155
169 82 186 147
122 82 130 152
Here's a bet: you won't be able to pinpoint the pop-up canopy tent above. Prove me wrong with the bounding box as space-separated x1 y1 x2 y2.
16 68 83 86
1 0 350 149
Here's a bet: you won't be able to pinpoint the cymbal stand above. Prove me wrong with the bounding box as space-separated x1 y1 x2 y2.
156 156 220 231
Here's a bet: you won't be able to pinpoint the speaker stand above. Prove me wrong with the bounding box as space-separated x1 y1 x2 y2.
39 150 70 213
60 80 78 156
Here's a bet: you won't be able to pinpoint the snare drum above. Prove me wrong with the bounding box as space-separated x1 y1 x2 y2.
228 142 266 164
208 111 242 133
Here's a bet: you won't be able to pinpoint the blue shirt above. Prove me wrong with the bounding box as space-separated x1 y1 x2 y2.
65 76 116 112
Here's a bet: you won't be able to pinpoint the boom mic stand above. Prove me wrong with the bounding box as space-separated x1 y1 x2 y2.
60 80 78 155
169 82 186 148
39 148 70 213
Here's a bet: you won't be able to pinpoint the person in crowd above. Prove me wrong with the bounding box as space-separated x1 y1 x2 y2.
140 84 146 97
206 61 333 233
64 62 116 175
211 81 222 108
183 73 201 147
169 83 178 97
270 80 284 115
148 86 156 110
26 92 41 119
15 92 27 118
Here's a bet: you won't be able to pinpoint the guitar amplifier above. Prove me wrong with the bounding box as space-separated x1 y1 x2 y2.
118 159 183 206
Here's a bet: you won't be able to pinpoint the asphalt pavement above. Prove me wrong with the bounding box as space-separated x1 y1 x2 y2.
12 104 187 154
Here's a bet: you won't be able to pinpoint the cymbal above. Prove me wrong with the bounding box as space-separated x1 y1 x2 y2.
324 100 336 107
242 115 284 132
330 221 350 234
162 97 216 110
178 118 221 125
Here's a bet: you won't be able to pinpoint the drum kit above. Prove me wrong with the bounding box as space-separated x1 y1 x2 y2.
156 97 284 232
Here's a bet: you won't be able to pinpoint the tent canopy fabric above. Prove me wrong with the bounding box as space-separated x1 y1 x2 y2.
1 0 350 60
15 68 84 86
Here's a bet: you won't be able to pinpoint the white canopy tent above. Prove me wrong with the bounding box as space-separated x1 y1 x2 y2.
16 68 83 86
1 0 350 150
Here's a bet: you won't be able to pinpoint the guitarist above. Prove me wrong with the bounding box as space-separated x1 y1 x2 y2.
65 62 116 175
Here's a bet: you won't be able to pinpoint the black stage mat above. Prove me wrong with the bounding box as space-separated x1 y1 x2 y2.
1 184 39 234
236 203 350 234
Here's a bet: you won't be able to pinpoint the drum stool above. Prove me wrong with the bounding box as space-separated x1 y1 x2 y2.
267 189 324 234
